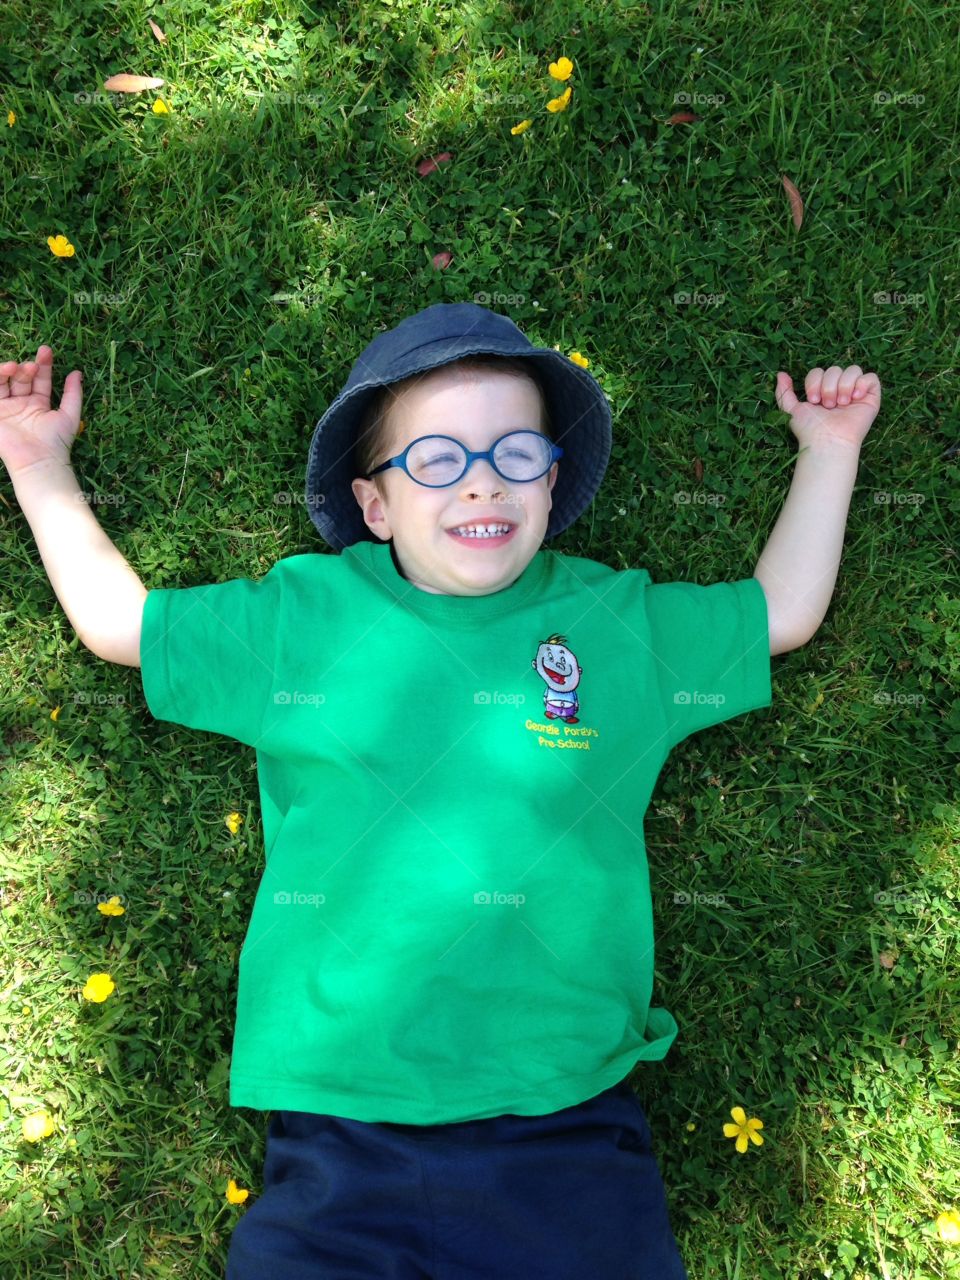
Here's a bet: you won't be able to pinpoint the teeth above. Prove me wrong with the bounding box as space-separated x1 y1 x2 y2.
452 524 511 537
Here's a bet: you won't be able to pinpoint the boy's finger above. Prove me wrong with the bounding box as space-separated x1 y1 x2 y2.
854 372 881 401
804 368 824 403
32 345 54 403
10 361 37 397
834 367 863 405
58 370 83 426
819 366 843 405
775 372 800 415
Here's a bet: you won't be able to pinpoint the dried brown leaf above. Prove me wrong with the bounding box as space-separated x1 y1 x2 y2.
781 174 804 230
103 74 165 93
416 152 453 176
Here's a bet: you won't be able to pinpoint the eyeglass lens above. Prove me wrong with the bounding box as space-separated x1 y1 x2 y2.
407 432 552 486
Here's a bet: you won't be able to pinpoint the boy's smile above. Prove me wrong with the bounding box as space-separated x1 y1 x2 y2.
350 365 559 596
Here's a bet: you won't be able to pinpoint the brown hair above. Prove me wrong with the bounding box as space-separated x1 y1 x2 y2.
353 354 553 493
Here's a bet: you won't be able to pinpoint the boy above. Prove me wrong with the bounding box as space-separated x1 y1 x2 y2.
0 302 880 1278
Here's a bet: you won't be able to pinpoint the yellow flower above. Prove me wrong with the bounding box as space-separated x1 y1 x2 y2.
225 812 243 834
82 972 115 1002
685 1121 696 1132
97 896 125 917
723 1105 764 1153
50 706 61 721
569 351 589 368
226 1178 249 1204
546 86 572 114
938 1210 960 1244
22 1110 55 1143
510 119 532 136
21 1004 31 1015
7 110 15 127
152 98 170 115
548 57 574 81
47 235 75 258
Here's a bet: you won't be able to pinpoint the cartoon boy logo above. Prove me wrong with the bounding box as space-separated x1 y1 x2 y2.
532 633 583 725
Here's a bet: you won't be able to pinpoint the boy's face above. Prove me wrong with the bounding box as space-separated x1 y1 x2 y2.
350 366 559 596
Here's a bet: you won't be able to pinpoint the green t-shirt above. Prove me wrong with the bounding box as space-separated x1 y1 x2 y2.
140 539 771 1124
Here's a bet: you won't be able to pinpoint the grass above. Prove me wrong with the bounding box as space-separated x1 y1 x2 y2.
0 0 958 1276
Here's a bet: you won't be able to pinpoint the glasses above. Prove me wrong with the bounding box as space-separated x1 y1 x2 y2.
365 431 563 488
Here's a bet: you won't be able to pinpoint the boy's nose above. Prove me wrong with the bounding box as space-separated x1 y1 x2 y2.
459 456 506 496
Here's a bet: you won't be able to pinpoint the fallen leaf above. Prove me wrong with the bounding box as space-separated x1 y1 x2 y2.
693 457 704 483
416 152 453 176
781 175 804 230
432 251 453 270
667 112 699 124
103 74 165 93
878 949 897 970
148 19 168 44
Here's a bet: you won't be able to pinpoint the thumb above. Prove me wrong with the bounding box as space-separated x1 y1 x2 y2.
57 369 84 432
774 371 800 416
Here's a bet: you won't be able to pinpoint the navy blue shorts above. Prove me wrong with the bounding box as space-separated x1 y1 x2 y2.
225 1077 688 1279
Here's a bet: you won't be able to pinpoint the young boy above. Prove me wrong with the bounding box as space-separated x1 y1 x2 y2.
0 303 880 1278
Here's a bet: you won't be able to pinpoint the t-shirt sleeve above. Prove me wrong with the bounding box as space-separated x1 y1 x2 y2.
644 576 772 750
139 565 283 748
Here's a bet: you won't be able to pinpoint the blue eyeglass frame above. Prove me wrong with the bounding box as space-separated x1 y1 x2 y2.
364 430 564 488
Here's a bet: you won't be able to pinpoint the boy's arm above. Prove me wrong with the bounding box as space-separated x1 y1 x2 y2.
753 364 881 656
10 456 147 668
753 440 862 655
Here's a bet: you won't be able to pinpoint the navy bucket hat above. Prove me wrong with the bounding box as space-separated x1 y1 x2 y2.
304 301 613 551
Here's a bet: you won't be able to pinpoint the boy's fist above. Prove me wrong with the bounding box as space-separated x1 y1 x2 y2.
775 365 881 451
0 346 84 476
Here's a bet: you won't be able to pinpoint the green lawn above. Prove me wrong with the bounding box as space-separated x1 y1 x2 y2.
1 1 958 1277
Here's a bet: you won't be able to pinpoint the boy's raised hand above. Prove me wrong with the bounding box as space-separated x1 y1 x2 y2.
0 345 84 476
775 364 881 451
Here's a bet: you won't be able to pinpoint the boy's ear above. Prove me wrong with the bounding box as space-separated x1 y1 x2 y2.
350 476 393 542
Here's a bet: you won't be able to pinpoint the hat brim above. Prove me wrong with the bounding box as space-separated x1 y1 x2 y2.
305 347 611 552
